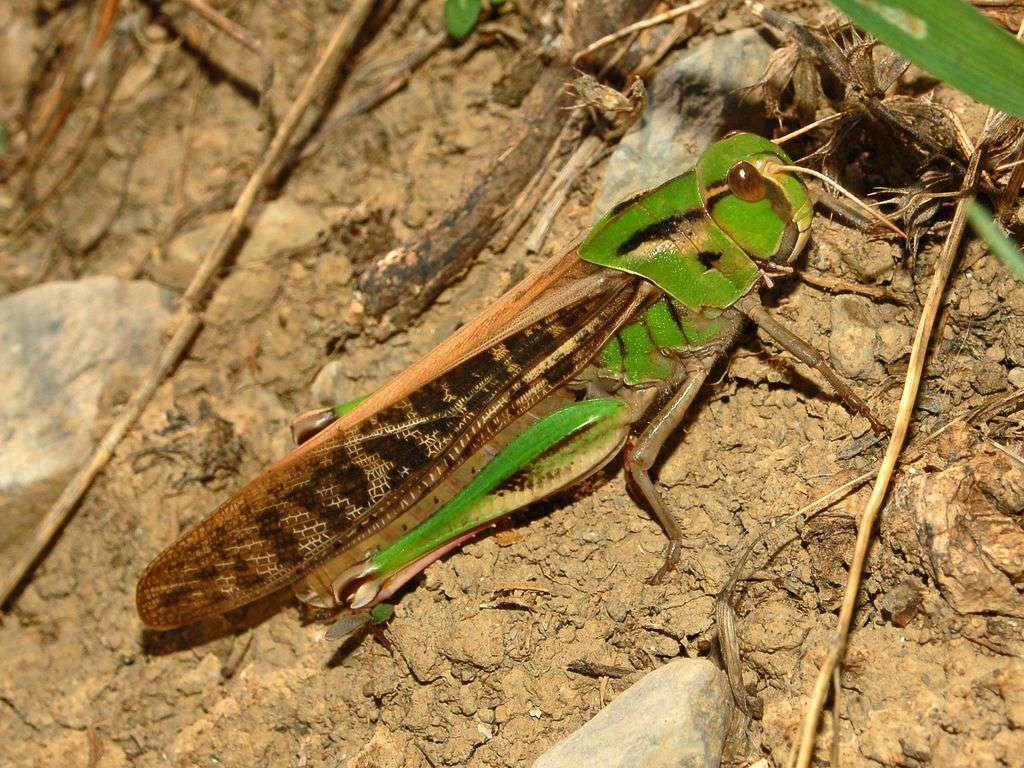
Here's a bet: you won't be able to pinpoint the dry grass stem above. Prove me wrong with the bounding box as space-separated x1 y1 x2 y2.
789 147 985 768
797 270 912 305
571 0 713 65
178 0 276 133
774 112 849 144
524 135 605 253
0 0 379 607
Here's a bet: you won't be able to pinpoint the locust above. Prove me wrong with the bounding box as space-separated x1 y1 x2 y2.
136 132 883 632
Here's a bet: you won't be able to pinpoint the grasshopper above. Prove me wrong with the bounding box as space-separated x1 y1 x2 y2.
137 133 882 631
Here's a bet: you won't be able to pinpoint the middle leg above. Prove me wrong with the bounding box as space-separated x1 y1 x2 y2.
735 292 887 434
623 365 711 583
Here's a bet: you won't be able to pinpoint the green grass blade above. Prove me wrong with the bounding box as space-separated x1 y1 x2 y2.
966 200 1024 282
827 0 1024 118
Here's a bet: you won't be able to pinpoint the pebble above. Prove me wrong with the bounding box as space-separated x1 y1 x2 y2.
876 324 912 364
0 277 174 494
532 659 732 768
828 296 878 380
604 598 629 622
311 359 351 405
970 360 1007 395
839 238 895 283
597 29 772 212
152 198 326 290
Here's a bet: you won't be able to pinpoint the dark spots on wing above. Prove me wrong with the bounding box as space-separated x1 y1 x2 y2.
616 212 700 256
543 354 578 387
408 385 448 415
156 582 195 610
193 563 218 582
254 504 300 563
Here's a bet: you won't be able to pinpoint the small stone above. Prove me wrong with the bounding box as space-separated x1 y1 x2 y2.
995 663 1024 728
0 278 174 494
829 296 879 380
311 360 351 405
959 288 998 319
153 199 326 290
986 345 1006 362
916 393 950 415
878 579 923 627
971 360 1007 395
604 599 629 623
839 239 894 283
532 659 732 768
645 631 682 658
1009 367 1024 388
876 325 912 364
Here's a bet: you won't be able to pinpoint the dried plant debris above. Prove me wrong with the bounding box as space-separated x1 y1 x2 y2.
754 7 1024 249
884 423 1024 622
756 9 969 168
567 72 645 138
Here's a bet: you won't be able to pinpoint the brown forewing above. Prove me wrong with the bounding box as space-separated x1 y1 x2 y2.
137 255 645 629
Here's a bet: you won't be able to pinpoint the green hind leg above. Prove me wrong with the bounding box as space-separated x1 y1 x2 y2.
344 397 634 609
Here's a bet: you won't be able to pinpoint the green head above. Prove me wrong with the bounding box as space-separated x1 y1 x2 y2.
696 132 812 264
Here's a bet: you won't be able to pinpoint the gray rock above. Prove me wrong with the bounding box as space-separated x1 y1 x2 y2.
971 360 1007 395
151 199 326 290
839 238 896 283
875 324 912 364
0 277 174 493
532 659 732 768
597 29 773 213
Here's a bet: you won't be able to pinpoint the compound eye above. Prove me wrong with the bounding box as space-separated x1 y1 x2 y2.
727 161 766 202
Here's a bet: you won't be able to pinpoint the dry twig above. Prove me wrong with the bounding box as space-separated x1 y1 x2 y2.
0 0 379 608
296 32 447 164
571 0 713 65
22 0 121 183
177 0 277 135
523 136 605 254
355 0 657 332
789 139 991 768
796 269 912 305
